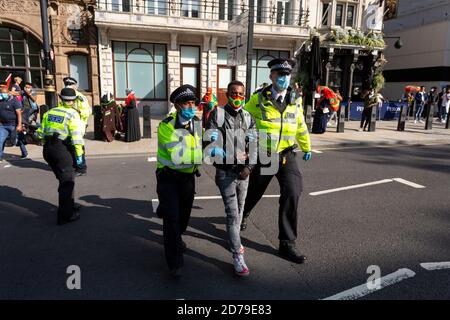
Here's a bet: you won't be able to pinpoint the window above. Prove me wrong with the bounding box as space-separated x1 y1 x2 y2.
251 49 289 93
180 46 200 92
321 2 331 26
111 0 130 12
69 55 90 91
147 0 167 15
219 0 234 21
0 26 44 88
113 41 167 100
256 0 263 23
346 5 355 27
182 0 200 18
217 47 236 106
335 4 344 26
276 1 292 25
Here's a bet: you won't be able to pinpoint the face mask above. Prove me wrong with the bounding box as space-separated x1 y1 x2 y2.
276 75 291 91
0 93 9 100
180 107 196 120
228 95 245 109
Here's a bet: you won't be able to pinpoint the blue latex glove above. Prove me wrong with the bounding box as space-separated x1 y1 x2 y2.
209 147 226 158
210 130 219 142
303 152 312 161
76 156 83 166
246 131 257 143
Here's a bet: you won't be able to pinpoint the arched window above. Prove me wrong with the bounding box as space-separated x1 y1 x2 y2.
69 54 90 91
113 41 167 100
0 26 44 88
251 49 290 93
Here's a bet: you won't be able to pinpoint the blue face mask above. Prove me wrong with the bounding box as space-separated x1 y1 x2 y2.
276 75 291 91
0 93 9 100
180 107 196 120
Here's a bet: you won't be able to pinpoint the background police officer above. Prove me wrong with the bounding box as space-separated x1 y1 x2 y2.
63 77 91 176
242 58 312 264
156 84 202 278
37 88 85 225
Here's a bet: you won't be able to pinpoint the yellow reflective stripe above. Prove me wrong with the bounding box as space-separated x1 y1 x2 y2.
72 139 84 145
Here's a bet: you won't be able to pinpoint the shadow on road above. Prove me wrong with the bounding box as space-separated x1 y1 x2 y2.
2 152 50 171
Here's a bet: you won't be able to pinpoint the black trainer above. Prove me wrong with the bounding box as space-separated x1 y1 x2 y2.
169 267 182 279
279 243 307 264
73 203 82 212
181 240 187 253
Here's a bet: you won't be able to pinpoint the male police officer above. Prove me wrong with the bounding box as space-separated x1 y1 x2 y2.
242 58 312 264
63 77 91 176
156 84 202 278
37 88 85 225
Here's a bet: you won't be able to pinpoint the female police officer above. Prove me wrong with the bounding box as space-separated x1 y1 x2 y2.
37 87 85 225
156 85 202 278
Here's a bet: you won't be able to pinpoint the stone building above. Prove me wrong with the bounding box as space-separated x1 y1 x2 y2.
0 0 100 106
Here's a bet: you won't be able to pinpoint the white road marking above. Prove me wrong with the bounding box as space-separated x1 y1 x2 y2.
392 178 426 189
310 179 393 196
310 177 425 196
151 194 280 211
147 157 157 162
420 262 450 271
323 268 416 300
3 165 11 168
311 149 323 154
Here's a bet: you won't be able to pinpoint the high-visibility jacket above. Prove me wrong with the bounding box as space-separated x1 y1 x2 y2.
37 103 85 157
244 87 311 154
157 112 202 174
74 90 91 126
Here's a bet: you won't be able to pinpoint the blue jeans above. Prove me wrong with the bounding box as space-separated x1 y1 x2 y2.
0 125 27 160
415 104 424 121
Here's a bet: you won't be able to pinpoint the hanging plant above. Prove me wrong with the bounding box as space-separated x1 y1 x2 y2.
372 71 385 91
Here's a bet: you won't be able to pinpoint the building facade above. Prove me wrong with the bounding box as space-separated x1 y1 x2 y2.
0 0 100 106
383 0 450 100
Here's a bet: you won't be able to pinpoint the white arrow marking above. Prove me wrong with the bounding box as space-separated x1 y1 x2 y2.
323 268 416 300
147 157 157 162
392 178 425 189
420 262 450 271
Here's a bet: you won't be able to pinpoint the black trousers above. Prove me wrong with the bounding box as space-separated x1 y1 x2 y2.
243 152 303 243
360 107 372 129
156 169 195 270
43 140 75 222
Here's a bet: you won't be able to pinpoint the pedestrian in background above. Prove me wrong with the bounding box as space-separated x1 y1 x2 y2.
359 88 381 131
10 76 23 104
199 87 218 128
123 88 141 142
414 86 427 123
22 82 38 111
0 81 27 161
327 88 342 127
205 80 257 277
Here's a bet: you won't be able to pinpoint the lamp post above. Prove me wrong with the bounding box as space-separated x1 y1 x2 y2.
39 0 56 109
245 0 255 99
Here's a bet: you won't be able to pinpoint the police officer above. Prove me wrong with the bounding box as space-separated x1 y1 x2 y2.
63 77 91 176
37 88 85 225
242 58 312 264
156 84 202 278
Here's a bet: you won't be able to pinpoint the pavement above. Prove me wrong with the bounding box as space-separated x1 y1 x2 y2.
1 144 449 299
2 116 449 161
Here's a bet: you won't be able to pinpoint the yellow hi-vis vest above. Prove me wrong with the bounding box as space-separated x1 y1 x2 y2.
244 88 311 154
37 103 85 157
74 90 91 125
157 112 202 174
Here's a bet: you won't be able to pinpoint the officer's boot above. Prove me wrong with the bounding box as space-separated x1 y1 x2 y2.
279 241 307 264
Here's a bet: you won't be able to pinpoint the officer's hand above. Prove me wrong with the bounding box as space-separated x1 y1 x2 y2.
210 130 219 142
303 152 312 161
238 167 251 180
210 147 226 158
76 156 83 166
16 125 23 132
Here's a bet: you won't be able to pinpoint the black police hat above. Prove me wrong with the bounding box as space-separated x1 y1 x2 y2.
170 84 197 104
60 87 78 101
268 58 296 74
63 76 78 86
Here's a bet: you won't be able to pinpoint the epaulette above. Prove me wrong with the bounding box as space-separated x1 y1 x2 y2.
162 116 174 124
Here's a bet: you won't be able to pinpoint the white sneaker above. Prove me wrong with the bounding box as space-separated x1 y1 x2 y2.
414 120 417 124
233 253 249 276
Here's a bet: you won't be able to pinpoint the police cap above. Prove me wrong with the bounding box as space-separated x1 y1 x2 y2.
268 58 296 75
60 87 78 101
63 77 78 86
170 84 197 104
